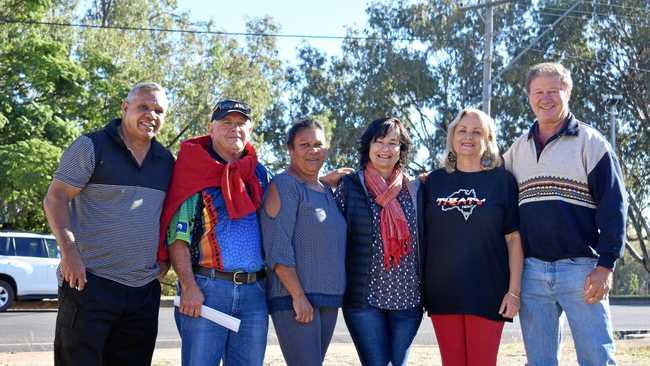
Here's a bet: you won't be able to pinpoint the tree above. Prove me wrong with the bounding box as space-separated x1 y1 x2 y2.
0 0 286 230
290 0 650 284
0 0 85 229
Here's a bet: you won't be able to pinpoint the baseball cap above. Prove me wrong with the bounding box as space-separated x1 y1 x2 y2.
211 99 252 121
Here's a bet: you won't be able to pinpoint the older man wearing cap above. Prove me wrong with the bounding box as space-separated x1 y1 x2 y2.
159 99 270 366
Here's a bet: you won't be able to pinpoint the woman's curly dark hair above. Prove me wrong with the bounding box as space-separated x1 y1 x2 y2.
358 117 411 170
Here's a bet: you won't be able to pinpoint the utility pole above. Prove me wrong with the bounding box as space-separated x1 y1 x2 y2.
461 0 579 115
604 94 623 152
482 3 493 115
459 0 516 116
493 1 581 84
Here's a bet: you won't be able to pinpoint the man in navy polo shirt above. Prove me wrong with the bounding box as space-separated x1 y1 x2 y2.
43 82 175 366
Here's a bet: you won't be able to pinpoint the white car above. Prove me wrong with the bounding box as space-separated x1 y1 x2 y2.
0 232 60 311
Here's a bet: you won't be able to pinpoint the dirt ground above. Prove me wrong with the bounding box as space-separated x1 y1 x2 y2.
1 339 648 366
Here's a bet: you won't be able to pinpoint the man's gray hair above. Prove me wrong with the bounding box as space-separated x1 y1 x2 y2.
126 82 168 105
525 62 573 95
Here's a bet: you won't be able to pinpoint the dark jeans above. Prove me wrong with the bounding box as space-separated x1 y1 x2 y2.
343 306 423 366
54 272 161 366
271 307 338 366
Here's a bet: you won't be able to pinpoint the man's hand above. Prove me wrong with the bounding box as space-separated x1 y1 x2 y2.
292 294 314 324
320 167 354 187
584 266 613 304
60 246 87 291
179 283 204 318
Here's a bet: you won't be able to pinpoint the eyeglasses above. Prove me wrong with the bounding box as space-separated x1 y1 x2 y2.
372 141 401 150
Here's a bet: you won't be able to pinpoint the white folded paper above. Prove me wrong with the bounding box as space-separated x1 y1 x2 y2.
174 296 241 332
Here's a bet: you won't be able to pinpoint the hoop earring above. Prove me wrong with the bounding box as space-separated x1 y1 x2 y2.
480 151 493 168
447 151 457 166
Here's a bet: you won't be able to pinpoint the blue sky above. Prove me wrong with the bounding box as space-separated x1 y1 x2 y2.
176 0 371 63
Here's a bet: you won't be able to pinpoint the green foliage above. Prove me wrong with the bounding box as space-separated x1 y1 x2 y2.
613 252 650 295
160 269 178 297
0 0 85 229
289 0 533 173
0 139 61 231
0 0 285 230
289 0 650 287
1 1 649 295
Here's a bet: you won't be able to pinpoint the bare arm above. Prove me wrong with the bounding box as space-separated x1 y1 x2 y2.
263 182 313 323
169 240 203 317
43 179 86 290
274 264 313 323
499 230 523 318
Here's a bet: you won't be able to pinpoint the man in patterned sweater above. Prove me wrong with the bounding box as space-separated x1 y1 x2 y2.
43 82 175 365
504 62 627 366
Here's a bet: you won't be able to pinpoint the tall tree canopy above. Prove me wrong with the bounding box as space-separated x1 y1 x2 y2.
1 0 648 292
289 0 650 287
0 0 285 230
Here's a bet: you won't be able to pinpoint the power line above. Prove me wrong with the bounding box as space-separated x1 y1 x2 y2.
538 11 650 28
539 4 650 25
0 18 420 42
529 48 650 73
492 1 582 83
584 1 650 15
541 5 649 17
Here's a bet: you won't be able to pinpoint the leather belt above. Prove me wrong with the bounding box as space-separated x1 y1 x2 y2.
193 266 266 285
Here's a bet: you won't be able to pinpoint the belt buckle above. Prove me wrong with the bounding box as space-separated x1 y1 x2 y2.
233 270 245 285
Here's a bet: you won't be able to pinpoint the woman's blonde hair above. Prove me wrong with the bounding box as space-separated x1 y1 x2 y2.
442 108 502 173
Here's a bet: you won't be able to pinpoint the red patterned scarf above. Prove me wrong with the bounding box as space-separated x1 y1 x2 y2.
157 135 263 262
363 163 411 269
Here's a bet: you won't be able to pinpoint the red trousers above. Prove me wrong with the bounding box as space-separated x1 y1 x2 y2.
430 314 504 366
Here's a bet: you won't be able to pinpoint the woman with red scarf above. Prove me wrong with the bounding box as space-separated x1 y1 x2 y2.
334 117 423 366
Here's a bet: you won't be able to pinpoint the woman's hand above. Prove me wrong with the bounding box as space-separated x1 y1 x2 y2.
503 231 523 319
274 264 313 323
498 291 520 319
320 167 354 187
292 294 314 323
418 171 430 183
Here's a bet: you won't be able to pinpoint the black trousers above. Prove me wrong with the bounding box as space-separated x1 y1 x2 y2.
54 272 161 366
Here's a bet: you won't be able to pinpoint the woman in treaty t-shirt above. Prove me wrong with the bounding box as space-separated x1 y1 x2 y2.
422 108 523 366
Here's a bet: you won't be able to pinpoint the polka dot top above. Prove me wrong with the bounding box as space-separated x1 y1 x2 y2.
366 183 421 309
333 177 422 311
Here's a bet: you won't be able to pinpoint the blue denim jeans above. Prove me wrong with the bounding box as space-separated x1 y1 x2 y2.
520 257 616 366
175 275 269 366
343 306 423 366
271 307 339 366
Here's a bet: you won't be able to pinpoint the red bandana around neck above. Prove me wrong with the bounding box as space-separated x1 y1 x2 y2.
157 135 263 262
363 162 411 269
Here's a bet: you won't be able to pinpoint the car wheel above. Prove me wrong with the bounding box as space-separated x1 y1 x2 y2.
0 280 15 312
